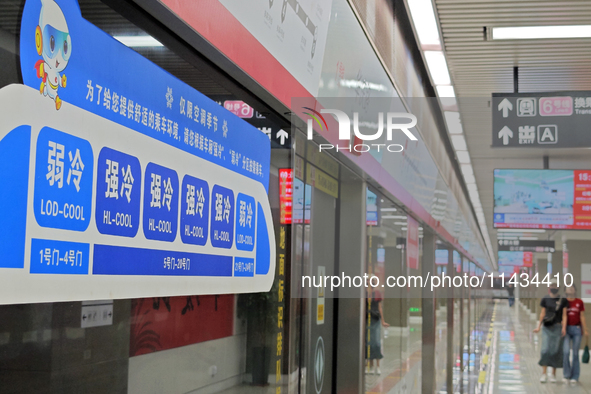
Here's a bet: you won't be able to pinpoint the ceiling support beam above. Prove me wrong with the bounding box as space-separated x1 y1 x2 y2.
513 66 519 93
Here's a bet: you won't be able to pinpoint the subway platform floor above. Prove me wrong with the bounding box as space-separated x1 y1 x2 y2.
486 300 591 394
217 299 591 394
364 319 424 394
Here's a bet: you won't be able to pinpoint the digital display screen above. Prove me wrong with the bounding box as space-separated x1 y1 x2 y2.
366 189 378 226
453 251 461 272
279 169 293 224
493 169 591 229
498 251 533 267
435 249 448 265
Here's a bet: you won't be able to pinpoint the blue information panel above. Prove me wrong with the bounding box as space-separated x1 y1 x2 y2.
0 0 276 304
95 147 142 237
210 185 235 249
93 244 232 277
33 127 93 231
30 238 89 275
234 257 255 277
143 163 179 242
0 126 30 269
180 175 210 245
235 193 256 252
20 0 269 190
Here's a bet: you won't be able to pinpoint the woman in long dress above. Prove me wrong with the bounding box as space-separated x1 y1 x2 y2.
533 279 568 383
366 277 389 375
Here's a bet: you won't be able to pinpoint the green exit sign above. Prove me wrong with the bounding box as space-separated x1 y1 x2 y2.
409 307 421 312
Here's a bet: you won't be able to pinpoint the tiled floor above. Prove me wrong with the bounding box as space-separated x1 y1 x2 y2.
367 301 494 394
218 299 591 394
218 386 279 394
364 320 424 393
486 300 591 394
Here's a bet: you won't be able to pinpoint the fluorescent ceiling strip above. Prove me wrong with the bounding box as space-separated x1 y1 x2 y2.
424 51 451 85
407 0 441 47
451 134 467 151
114 35 164 47
436 86 457 107
460 163 473 176
407 2 495 269
444 111 463 135
492 25 591 40
456 151 471 164
464 174 476 184
436 85 456 98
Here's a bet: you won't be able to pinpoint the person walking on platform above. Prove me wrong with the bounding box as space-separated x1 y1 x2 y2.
506 283 515 307
366 276 389 375
533 279 568 383
562 284 588 385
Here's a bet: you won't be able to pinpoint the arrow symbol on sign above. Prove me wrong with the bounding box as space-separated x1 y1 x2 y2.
498 126 513 145
276 129 289 145
498 98 513 118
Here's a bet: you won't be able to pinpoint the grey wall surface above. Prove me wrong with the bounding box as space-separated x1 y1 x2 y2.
308 187 336 394
422 233 436 394
336 180 366 394
0 300 130 394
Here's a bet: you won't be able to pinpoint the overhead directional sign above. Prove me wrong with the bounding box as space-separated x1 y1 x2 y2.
276 129 289 145
498 98 513 118
492 91 591 148
498 126 513 146
497 239 555 253
0 0 275 305
210 95 291 149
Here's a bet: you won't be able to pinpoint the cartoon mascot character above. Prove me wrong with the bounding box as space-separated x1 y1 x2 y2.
34 0 71 110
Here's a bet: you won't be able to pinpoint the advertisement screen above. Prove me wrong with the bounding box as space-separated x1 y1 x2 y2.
493 169 591 229
453 251 462 272
498 265 516 275
498 251 533 267
366 189 378 226
279 169 293 224
435 249 449 265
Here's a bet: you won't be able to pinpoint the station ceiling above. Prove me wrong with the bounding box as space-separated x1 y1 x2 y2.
435 0 591 260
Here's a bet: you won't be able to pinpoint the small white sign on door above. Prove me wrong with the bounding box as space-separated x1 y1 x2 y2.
81 300 113 328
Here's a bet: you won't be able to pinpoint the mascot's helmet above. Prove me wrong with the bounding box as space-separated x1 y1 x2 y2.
35 0 71 64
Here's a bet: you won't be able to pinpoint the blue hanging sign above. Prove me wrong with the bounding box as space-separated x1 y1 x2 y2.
0 0 275 304
95 147 142 238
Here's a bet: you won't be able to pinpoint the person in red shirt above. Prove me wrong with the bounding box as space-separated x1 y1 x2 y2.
562 285 588 385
